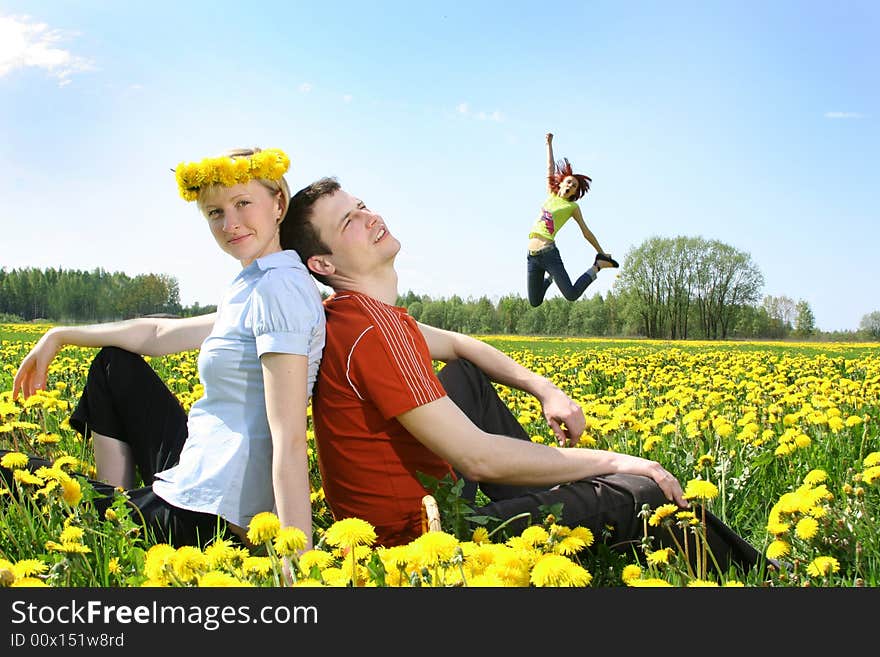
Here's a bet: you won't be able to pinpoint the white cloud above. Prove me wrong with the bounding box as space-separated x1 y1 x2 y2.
342 94 353 103
456 102 502 122
0 14 94 84
824 111 867 119
299 82 313 93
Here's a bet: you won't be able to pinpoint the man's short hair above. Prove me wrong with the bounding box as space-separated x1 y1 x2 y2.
280 177 341 287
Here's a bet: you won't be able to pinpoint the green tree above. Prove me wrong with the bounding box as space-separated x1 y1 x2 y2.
794 300 816 337
859 311 880 338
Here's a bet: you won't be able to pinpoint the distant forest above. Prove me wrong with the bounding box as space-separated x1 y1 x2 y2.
2 252 878 341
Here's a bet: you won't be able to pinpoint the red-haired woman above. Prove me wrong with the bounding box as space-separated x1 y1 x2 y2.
526 132 618 307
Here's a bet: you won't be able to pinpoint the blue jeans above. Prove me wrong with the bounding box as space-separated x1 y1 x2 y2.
526 242 596 307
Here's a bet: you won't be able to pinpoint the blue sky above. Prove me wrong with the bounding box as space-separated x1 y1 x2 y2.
1 1 876 332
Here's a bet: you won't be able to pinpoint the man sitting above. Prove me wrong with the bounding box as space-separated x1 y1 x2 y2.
281 177 762 573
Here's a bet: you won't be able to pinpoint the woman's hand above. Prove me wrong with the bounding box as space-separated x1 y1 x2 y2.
545 132 553 144
12 328 63 400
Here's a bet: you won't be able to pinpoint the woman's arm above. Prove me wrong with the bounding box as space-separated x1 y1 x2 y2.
546 132 556 194
12 313 216 400
261 352 313 564
572 205 605 254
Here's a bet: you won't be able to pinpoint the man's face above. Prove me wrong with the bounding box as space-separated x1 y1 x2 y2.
309 188 400 280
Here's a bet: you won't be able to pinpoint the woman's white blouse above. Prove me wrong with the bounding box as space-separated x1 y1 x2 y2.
152 250 326 528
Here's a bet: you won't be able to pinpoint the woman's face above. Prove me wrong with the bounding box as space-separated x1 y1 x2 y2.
558 175 579 200
201 181 283 267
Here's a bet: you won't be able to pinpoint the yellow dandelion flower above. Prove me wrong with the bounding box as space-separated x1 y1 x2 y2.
795 516 819 540
274 527 307 557
471 527 490 544
204 539 238 569
519 525 550 546
803 469 827 486
198 571 250 587
299 549 335 573
683 479 719 501
675 510 699 525
12 559 48 578
246 511 281 545
766 540 791 560
697 454 715 469
10 577 48 587
529 554 592 587
863 452 880 468
687 579 719 587
646 547 674 566
626 577 673 587
104 508 117 521
806 556 840 577
144 544 177 583
723 580 745 587
568 526 594 547
862 465 880 485
410 531 460 565
621 564 642 583
172 546 207 582
108 558 121 575
291 578 327 587
323 517 377 549
60 477 82 506
46 540 91 554
0 452 29 470
553 534 589 556
13 470 44 486
59 526 84 544
320 566 352 587
467 573 508 587
649 503 679 527
241 556 273 576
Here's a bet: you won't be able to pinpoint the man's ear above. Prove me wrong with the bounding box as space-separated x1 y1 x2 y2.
307 255 335 278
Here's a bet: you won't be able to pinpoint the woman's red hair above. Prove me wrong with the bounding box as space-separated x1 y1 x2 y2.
549 158 591 200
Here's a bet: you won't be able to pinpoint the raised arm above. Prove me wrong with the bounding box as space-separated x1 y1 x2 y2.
396 397 686 507
12 313 216 400
261 352 313 568
419 322 584 445
546 132 556 193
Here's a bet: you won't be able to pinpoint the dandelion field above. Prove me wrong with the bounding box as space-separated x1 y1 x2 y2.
1 324 878 588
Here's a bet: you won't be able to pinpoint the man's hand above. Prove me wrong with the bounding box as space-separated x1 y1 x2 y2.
539 384 585 446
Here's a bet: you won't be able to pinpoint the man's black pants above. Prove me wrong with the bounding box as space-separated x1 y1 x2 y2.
436 358 763 575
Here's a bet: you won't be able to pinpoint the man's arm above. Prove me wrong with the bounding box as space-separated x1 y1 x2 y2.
396 397 686 507
419 322 584 445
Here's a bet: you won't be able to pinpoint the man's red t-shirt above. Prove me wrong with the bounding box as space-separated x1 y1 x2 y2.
313 291 455 546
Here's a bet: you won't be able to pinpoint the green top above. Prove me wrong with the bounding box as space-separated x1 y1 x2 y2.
528 194 578 241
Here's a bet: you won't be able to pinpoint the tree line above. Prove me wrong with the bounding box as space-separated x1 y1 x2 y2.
0 267 211 322
3 236 878 340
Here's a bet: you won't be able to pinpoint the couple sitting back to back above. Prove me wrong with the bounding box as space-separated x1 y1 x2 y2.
3 148 764 577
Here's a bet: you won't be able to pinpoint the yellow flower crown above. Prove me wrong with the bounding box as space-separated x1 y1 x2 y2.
174 148 291 202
